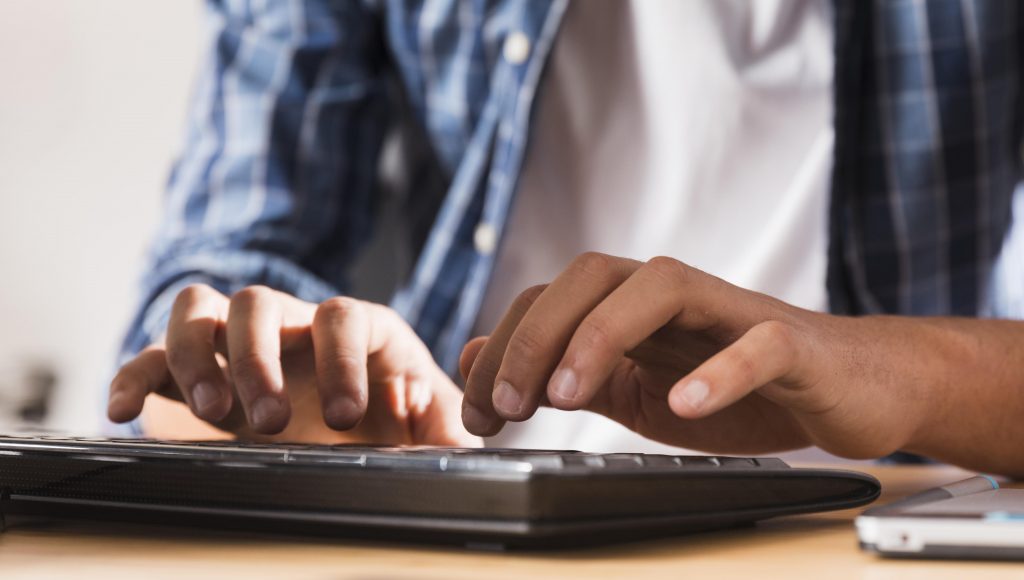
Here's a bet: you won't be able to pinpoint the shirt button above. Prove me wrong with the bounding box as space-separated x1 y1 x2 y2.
503 31 531 65
474 223 498 255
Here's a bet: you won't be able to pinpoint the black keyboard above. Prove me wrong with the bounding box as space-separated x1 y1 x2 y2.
0 434 788 471
0 434 880 548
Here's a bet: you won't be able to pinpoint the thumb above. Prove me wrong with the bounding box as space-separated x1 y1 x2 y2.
667 320 801 418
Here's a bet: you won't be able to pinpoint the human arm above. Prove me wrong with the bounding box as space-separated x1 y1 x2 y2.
460 252 1024 477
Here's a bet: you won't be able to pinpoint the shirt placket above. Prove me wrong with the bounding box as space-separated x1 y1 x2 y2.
393 0 568 375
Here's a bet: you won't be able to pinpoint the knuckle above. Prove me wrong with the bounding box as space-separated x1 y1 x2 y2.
511 284 547 313
759 319 798 362
575 313 619 354
174 283 215 309
725 348 758 386
230 285 274 308
315 296 361 325
645 256 691 285
506 324 551 362
570 251 615 278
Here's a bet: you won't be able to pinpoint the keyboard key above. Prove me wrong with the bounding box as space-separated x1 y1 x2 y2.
602 454 645 469
0 434 791 475
561 454 606 468
640 455 682 468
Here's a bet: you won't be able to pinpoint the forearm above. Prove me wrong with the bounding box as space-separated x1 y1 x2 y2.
856 316 1024 477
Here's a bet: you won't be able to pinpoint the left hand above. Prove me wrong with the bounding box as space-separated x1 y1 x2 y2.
460 252 939 458
109 286 480 446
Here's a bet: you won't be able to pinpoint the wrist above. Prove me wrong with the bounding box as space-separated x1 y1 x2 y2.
815 314 940 458
857 316 977 457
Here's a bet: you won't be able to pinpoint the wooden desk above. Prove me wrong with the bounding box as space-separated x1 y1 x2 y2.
2 465 1021 579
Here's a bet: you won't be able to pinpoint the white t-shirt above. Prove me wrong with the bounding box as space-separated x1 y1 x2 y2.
474 0 835 453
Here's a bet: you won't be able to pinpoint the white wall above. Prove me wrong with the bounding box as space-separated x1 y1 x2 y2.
0 1 202 433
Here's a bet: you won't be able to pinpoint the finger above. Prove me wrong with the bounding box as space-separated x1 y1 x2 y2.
459 336 488 381
108 346 173 423
668 320 801 418
165 284 232 422
311 297 371 430
548 257 741 410
408 372 483 446
362 302 439 391
227 285 290 434
462 284 546 436
490 253 638 421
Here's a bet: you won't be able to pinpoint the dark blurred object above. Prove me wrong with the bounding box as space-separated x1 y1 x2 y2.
0 362 56 426
17 364 56 422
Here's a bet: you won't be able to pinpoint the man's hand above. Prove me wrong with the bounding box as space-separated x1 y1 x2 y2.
460 252 1011 467
108 285 480 446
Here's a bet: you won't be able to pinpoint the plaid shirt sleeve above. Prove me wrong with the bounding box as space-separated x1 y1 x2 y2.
118 0 389 361
830 0 1022 318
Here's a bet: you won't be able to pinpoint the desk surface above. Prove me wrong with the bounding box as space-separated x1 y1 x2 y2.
2 464 1021 579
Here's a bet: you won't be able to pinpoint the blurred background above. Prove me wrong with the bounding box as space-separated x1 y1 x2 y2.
0 1 202 434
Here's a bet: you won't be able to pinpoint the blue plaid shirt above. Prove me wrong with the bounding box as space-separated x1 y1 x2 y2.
122 0 1024 378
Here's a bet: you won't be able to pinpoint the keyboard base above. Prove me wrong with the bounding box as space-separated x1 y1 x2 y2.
1 494 764 550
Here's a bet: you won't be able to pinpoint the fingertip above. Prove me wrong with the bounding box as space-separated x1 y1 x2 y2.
106 388 139 423
248 396 290 434
668 378 711 418
461 403 503 437
546 367 581 410
492 380 527 420
322 396 365 431
190 381 232 423
106 398 126 423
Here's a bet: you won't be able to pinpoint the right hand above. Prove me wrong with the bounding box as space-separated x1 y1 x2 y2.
107 284 480 446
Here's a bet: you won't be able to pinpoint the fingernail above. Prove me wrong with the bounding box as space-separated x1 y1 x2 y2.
191 382 221 416
548 368 578 403
492 381 523 416
677 379 710 411
251 396 284 427
462 404 495 434
324 396 361 428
